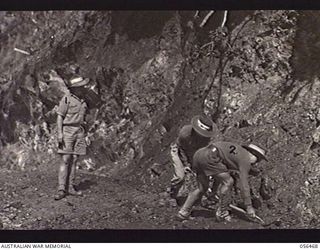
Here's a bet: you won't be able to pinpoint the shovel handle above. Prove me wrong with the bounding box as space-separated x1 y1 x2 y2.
229 204 265 224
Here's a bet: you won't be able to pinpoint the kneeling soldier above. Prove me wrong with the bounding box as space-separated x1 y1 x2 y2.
54 76 90 200
177 141 268 221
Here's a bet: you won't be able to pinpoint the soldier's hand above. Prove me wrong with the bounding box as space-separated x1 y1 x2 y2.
246 205 256 218
184 164 195 176
184 166 192 173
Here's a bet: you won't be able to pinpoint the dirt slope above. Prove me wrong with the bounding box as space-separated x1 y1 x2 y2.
1 10 320 230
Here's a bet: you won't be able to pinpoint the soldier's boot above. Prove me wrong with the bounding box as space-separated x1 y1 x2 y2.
176 207 193 221
176 187 203 221
54 190 66 200
215 207 232 222
68 185 83 196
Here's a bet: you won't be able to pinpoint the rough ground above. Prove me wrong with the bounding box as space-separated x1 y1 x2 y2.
0 160 267 230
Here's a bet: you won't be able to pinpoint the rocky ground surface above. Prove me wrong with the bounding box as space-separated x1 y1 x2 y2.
0 160 270 230
0 10 320 230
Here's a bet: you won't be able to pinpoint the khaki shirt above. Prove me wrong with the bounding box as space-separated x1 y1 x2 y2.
56 94 87 125
193 141 252 206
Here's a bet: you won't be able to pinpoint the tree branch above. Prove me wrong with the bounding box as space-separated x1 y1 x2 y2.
221 11 228 28
201 12 255 120
200 11 215 28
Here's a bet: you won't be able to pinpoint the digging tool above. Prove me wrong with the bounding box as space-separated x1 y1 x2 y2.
229 204 265 224
229 204 281 227
14 47 30 55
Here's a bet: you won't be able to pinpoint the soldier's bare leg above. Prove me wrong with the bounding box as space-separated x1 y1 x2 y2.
68 155 77 187
170 143 185 198
215 172 234 221
68 155 82 196
178 173 209 219
55 154 71 200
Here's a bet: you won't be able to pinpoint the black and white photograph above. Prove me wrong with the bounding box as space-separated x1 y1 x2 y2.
0 9 319 238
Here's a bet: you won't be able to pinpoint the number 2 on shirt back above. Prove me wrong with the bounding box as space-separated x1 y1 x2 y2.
229 145 237 155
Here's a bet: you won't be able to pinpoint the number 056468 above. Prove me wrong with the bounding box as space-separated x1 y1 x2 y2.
300 244 318 249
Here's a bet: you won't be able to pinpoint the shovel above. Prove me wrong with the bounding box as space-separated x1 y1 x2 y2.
229 204 281 227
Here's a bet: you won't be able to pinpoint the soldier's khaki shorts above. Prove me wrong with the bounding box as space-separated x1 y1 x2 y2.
57 125 87 155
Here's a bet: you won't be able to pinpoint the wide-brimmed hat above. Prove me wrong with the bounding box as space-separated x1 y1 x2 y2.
242 143 268 162
191 115 217 138
68 76 90 88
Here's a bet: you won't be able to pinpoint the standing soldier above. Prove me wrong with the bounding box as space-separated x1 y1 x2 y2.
54 76 90 200
177 141 268 221
169 115 218 201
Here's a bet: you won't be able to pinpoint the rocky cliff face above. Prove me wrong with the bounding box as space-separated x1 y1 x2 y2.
0 10 319 228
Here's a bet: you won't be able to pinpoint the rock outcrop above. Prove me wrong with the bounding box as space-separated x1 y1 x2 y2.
0 10 320 228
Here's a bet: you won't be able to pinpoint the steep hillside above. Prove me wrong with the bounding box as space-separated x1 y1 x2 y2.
0 10 319 229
